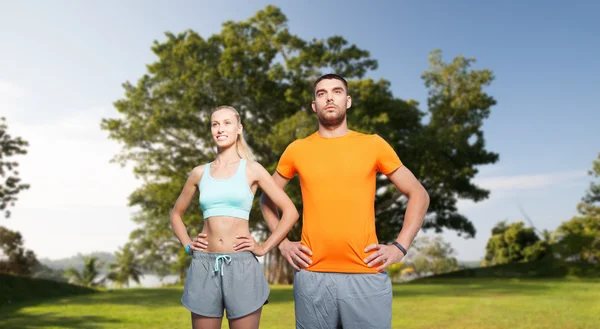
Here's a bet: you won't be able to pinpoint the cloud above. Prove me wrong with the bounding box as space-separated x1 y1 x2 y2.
473 170 587 190
456 170 588 212
9 106 141 209
5 104 143 259
0 80 27 98
5 206 139 259
0 80 27 119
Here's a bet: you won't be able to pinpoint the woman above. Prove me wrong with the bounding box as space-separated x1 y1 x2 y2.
170 105 299 329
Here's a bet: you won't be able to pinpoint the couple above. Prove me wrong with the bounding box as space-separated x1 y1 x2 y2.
170 74 430 329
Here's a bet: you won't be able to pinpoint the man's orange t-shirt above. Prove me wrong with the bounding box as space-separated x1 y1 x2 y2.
276 130 403 273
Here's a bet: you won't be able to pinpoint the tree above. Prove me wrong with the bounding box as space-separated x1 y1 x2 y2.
101 5 499 283
63 256 104 287
378 49 499 241
408 235 460 277
0 117 29 218
0 226 39 275
554 153 600 263
107 243 143 288
483 221 549 266
385 261 413 282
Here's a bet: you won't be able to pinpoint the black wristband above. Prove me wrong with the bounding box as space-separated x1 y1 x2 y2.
392 241 407 256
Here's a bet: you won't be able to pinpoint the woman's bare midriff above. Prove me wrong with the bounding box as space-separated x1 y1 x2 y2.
200 216 251 253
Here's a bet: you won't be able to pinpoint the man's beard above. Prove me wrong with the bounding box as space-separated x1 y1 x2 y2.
317 107 346 129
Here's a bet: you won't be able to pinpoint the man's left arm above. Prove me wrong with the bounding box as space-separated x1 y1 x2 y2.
364 166 430 271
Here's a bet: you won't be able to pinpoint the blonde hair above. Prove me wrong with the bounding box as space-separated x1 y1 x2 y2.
211 106 255 161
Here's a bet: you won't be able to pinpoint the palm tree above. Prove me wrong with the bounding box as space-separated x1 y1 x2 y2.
63 256 103 287
107 244 143 288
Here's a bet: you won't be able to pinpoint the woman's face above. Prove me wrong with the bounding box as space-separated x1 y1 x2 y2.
210 109 241 149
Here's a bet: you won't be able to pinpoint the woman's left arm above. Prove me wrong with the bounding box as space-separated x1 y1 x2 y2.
234 161 299 256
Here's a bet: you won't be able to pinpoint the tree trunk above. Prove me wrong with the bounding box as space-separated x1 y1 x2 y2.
179 265 186 284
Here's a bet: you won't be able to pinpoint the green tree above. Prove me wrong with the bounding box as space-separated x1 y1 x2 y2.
101 6 499 283
107 243 143 288
0 117 29 218
63 256 103 287
0 226 39 275
385 261 412 282
554 153 600 263
484 221 549 266
409 235 460 277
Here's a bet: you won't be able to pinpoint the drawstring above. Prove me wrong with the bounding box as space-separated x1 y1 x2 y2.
213 255 232 276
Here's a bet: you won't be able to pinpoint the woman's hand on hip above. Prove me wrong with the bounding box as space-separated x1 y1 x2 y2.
233 235 266 257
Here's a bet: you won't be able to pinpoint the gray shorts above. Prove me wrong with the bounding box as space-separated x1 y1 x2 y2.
181 251 270 319
294 270 392 329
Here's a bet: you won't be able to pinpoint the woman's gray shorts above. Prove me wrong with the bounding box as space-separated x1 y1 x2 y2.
181 251 270 319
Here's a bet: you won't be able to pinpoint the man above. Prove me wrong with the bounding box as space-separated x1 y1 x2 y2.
260 73 430 329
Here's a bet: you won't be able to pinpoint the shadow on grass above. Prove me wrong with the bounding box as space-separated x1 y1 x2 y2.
0 312 120 329
5 275 590 324
428 258 600 280
66 288 185 307
389 258 600 298
392 278 586 298
0 273 98 314
19 285 296 310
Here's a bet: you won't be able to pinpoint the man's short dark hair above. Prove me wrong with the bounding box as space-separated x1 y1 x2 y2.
313 74 348 97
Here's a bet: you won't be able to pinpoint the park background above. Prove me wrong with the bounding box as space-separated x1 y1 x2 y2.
1 1 599 328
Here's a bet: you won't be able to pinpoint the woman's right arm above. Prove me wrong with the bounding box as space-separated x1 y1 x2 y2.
170 165 204 249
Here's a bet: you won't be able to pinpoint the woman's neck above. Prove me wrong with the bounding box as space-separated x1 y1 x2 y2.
214 145 241 165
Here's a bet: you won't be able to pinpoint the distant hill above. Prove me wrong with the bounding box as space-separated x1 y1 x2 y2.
458 260 481 269
418 257 600 281
39 251 116 272
31 262 68 282
0 273 96 305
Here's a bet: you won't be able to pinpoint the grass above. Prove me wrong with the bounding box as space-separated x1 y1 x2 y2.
1 278 599 329
2 260 598 328
0 273 95 305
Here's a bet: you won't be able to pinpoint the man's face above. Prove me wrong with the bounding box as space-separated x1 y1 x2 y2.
312 78 352 128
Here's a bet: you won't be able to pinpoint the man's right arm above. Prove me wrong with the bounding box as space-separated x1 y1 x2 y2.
259 172 313 270
259 172 291 237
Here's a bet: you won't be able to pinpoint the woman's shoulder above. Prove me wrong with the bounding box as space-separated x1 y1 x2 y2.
245 159 265 170
245 159 269 178
188 163 208 181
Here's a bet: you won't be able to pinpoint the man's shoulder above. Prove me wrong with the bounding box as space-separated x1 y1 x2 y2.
348 130 387 144
285 132 319 149
349 130 375 139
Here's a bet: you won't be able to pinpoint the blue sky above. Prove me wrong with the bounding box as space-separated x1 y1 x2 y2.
1 0 598 261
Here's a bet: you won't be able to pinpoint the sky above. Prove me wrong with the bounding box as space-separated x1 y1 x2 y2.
1 0 599 261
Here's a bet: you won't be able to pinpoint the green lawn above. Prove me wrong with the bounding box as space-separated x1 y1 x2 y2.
1 278 599 329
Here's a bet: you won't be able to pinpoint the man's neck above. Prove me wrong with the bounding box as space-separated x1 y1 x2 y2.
317 121 350 138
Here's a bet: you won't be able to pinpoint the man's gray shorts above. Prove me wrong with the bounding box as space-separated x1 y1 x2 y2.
294 270 392 329
181 251 270 319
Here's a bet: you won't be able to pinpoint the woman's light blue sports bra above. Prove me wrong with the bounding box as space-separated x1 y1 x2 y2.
198 158 254 220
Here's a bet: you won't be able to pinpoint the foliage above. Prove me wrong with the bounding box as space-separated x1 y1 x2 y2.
0 117 29 218
101 5 498 283
484 221 549 266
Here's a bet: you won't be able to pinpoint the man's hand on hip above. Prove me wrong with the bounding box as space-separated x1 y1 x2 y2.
279 240 313 271
364 244 405 272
